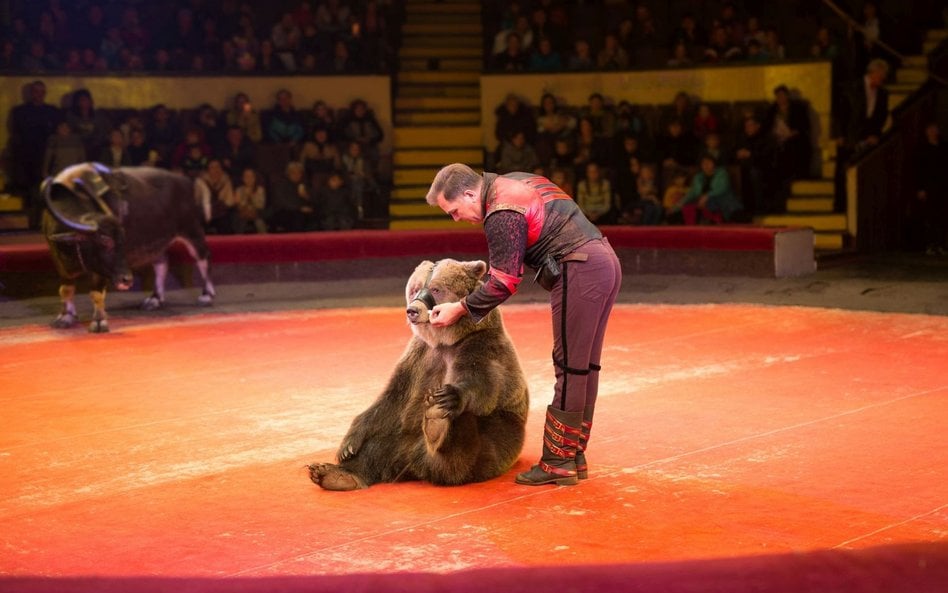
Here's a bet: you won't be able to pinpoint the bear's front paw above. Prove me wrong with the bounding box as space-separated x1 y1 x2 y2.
426 384 462 420
338 435 362 462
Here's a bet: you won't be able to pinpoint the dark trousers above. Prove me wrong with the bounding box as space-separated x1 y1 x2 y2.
550 237 622 413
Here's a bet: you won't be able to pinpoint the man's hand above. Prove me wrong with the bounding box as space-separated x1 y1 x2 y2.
430 301 467 327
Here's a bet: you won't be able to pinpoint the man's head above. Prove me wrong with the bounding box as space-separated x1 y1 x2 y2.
426 163 484 224
866 59 889 88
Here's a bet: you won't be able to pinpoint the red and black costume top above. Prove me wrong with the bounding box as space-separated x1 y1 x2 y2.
463 171 602 322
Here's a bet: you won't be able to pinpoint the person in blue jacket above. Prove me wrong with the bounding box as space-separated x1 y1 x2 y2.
672 153 743 224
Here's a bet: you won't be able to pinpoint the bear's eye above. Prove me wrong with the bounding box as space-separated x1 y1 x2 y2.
430 287 441 295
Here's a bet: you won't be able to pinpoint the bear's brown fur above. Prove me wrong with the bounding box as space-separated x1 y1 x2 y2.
308 259 529 490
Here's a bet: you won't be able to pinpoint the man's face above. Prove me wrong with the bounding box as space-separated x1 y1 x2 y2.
436 190 482 224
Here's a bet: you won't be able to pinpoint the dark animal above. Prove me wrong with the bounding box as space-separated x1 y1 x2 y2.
309 259 529 490
42 162 215 332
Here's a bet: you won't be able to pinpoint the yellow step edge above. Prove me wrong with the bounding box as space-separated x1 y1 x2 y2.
401 58 482 71
814 233 845 251
756 213 847 231
395 168 443 185
405 3 480 13
389 202 445 217
397 70 480 84
395 96 480 110
395 111 481 125
394 148 483 166
786 197 834 212
791 179 834 195
403 23 482 35
394 126 482 147
400 47 482 59
391 186 431 200
0 196 25 211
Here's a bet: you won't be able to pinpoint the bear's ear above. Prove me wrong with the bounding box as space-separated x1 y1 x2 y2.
462 260 488 280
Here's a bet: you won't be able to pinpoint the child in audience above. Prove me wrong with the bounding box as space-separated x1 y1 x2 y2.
663 169 690 223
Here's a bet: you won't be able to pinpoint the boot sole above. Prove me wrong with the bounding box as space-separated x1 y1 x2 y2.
515 475 579 486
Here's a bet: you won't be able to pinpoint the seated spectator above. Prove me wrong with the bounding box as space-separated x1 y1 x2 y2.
744 39 769 63
692 103 719 142
492 14 534 56
217 125 257 181
667 40 695 67
761 27 786 61
549 166 574 198
257 39 286 73
318 170 356 231
325 39 355 73
234 167 268 234
494 93 536 149
300 126 342 190
911 122 948 255
200 158 238 234
668 13 707 62
573 117 612 176
43 121 86 177
733 114 776 216
656 118 699 175
224 92 263 143
701 132 729 167
492 32 528 72
547 138 577 183
528 36 562 72
671 154 743 224
496 130 540 174
146 104 182 165
126 127 157 167
567 38 595 71
305 100 337 136
662 169 690 222
703 25 743 62
810 25 840 60
339 99 384 167
341 141 378 221
315 0 351 38
597 33 630 70
662 91 696 135
535 92 576 164
271 12 301 71
268 161 316 233
634 164 663 225
582 93 617 141
762 84 812 207
66 89 111 157
576 161 614 224
171 127 212 173
98 128 132 168
630 4 665 68
614 102 651 154
195 103 224 148
614 152 642 224
266 89 305 147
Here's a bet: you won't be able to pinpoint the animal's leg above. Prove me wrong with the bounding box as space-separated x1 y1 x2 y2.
88 281 109 333
141 256 168 311
51 284 78 328
308 463 368 491
195 258 215 305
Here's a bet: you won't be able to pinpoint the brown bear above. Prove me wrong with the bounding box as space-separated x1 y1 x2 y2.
308 259 529 490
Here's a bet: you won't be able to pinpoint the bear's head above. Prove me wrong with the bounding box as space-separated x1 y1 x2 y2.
405 259 491 346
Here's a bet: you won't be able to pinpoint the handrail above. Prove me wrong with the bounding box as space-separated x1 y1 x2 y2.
820 0 948 86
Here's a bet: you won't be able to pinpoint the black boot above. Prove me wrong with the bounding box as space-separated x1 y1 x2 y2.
575 405 594 480
515 406 582 486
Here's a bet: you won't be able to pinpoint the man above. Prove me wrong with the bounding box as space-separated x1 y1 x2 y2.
9 80 62 228
833 58 890 212
426 164 622 486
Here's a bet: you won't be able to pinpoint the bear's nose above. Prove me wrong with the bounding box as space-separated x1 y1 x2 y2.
406 307 418 322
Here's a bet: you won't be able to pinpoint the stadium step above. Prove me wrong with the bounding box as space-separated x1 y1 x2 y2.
394 126 482 148
400 46 482 59
394 148 483 167
395 96 480 111
400 58 482 72
0 193 25 212
395 109 481 126
755 213 847 232
402 22 482 36
397 84 480 98
397 70 481 85
0 212 30 231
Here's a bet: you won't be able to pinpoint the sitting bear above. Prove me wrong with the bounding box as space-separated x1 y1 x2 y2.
308 259 529 490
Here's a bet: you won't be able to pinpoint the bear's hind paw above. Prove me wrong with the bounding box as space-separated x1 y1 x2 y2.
308 463 368 491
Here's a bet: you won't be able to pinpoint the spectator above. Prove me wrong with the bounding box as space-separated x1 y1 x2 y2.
146 104 181 166
629 4 664 68
851 1 892 77
662 169 690 222
42 121 86 177
98 128 132 168
8 80 61 225
271 12 301 71
635 164 663 225
235 167 268 234
573 117 611 176
761 27 786 61
597 33 630 70
582 93 617 141
692 103 719 142
76 4 109 52
535 92 576 164
119 6 150 56
172 127 212 176
100 27 126 67
494 93 536 148
567 38 595 71
194 103 224 148
266 89 305 147
300 125 342 190
326 39 355 73
492 32 528 72
126 127 157 167
65 89 111 159
912 122 948 255
341 141 377 221
576 161 614 224
672 154 743 224
315 0 351 38
528 37 562 72
318 170 357 230
305 100 337 136
492 15 534 56
744 38 769 63
339 99 384 168
549 166 574 198
257 39 286 73
614 151 643 224
545 5 572 55
21 39 61 72
217 125 257 181
614 102 650 152
199 158 237 234
667 40 695 67
547 138 577 185
763 84 812 210
224 92 263 143
169 8 202 66
704 25 743 62
663 91 696 134
656 118 700 176
496 130 540 174
269 161 316 232
668 13 707 62
700 132 729 167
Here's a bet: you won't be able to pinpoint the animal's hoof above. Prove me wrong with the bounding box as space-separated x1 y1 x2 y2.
141 296 162 311
88 320 110 333
51 315 77 329
197 294 214 307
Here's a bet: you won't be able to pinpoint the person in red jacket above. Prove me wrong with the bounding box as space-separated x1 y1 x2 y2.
425 163 622 486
